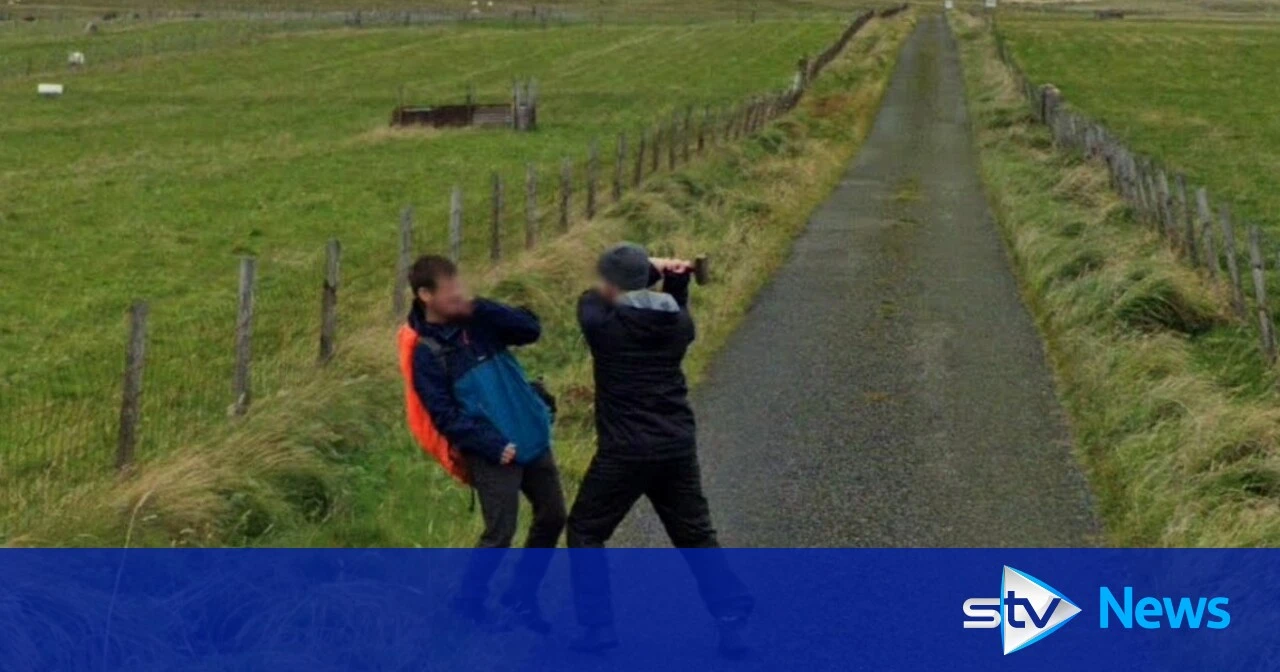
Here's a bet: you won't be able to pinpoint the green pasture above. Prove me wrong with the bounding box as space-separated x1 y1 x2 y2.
1000 15 1280 235
960 11 1280 546
0 16 840 506
6 0 871 22
0 11 913 545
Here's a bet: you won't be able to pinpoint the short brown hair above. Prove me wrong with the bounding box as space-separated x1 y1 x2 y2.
408 255 456 295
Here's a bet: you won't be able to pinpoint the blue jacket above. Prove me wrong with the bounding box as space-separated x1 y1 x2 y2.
409 299 552 465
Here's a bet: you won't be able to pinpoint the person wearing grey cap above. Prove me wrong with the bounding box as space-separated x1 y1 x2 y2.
566 242 753 658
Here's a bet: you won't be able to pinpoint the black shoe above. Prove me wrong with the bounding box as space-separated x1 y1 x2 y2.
716 616 749 660
568 625 619 653
450 596 509 632
502 596 552 635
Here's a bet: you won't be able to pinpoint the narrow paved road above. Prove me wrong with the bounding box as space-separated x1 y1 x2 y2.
622 17 1097 547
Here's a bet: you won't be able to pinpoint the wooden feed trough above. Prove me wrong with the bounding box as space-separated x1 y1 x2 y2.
391 103 516 128
391 77 538 131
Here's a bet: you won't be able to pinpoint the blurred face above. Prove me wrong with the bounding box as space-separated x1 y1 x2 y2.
419 273 473 322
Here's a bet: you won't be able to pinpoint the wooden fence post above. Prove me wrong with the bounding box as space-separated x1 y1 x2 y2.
232 256 256 418
651 125 661 174
613 133 626 202
1125 152 1140 207
1143 171 1158 229
1247 224 1277 363
681 106 692 164
1195 188 1217 279
1156 171 1174 242
491 174 503 261
1220 205 1247 320
667 114 678 170
1134 159 1151 222
394 206 413 317
697 106 708 155
587 141 599 220
1120 151 1137 206
525 163 539 248
634 131 646 187
449 185 463 264
1176 174 1197 265
560 159 572 231
318 239 341 365
511 78 521 130
116 300 148 472
527 77 539 131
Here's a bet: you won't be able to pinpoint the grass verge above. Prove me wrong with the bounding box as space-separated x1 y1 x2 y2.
955 13 1280 547
13 13 916 547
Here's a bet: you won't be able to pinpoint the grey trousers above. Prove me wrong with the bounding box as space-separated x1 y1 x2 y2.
458 450 566 605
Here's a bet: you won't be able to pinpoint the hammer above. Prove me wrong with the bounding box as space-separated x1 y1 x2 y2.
693 255 711 285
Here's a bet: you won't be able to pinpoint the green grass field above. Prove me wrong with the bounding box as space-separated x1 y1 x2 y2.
1 23 833 435
0 5 911 543
998 12 1280 396
1000 14 1280 234
6 0 870 22
957 10 1280 546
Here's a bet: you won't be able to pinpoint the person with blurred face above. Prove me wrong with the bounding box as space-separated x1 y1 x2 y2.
566 243 753 658
406 255 565 633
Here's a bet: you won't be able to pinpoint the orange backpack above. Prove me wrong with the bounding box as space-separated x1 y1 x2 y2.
397 324 469 484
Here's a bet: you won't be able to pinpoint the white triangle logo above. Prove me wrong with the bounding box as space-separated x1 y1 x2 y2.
1001 566 1081 655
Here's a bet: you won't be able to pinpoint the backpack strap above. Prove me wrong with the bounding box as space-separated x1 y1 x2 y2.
417 334 454 380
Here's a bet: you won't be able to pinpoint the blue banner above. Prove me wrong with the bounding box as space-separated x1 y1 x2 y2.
1 549 1271 670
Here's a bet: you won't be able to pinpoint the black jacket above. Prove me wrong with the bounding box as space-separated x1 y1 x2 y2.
577 269 696 460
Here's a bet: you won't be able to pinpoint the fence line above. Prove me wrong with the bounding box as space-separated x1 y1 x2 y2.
2 6 903 501
991 18 1280 365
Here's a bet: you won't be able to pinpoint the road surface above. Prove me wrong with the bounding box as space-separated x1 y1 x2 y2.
621 16 1098 547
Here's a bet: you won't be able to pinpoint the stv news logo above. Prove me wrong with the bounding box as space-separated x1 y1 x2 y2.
962 565 1232 656
962 566 1081 655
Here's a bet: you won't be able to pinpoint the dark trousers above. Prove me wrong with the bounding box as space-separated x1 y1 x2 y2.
566 452 753 626
458 450 567 605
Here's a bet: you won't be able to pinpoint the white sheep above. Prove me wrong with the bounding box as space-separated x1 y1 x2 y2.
67 51 85 67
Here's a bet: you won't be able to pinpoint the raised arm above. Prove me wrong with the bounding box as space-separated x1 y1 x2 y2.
660 269 692 310
470 298 541 346
412 346 509 463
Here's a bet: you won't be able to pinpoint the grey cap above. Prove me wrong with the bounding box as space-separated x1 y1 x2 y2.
597 242 651 291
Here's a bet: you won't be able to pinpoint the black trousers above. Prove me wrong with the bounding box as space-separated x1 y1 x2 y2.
458 450 567 605
566 452 753 626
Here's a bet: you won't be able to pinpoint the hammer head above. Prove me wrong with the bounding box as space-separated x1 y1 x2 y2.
693 255 710 285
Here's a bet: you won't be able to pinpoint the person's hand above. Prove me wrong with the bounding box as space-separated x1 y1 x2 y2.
500 443 517 465
651 257 693 275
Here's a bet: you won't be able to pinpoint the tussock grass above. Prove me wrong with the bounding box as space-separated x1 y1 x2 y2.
956 14 1280 547
16 14 916 547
